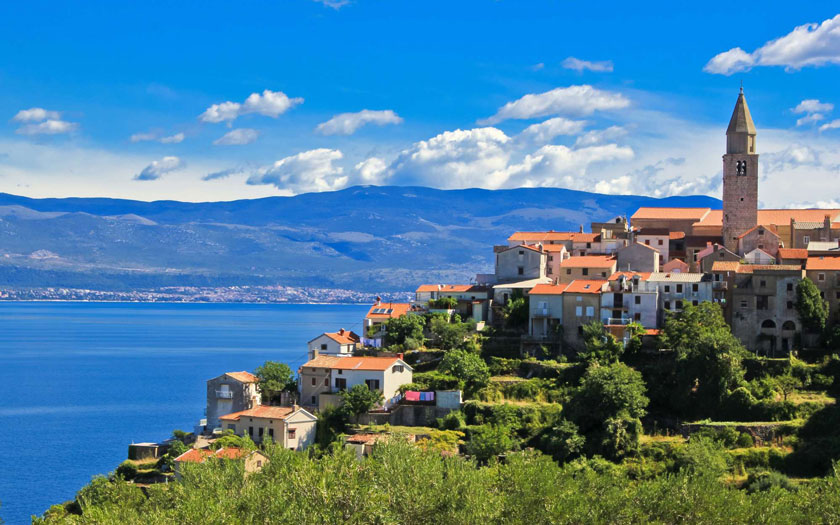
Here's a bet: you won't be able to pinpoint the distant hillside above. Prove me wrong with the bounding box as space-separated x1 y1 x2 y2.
0 186 720 292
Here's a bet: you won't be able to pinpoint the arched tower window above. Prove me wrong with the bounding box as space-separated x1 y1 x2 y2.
736 160 747 176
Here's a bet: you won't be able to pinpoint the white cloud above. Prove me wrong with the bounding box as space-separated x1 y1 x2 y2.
518 117 588 143
315 109 403 135
130 131 185 144
313 0 349 8
574 125 627 147
762 144 823 173
199 90 303 124
503 143 634 188
480 85 629 124
820 119 840 132
15 119 78 136
797 113 825 127
247 148 347 194
202 167 247 181
213 128 259 146
704 14 840 75
12 108 61 122
531 63 545 71
561 57 614 73
794 99 834 114
355 157 388 184
134 156 184 181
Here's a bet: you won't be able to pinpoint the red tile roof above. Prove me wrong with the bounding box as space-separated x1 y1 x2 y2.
608 271 651 281
737 224 779 239
563 280 607 294
345 433 388 445
558 255 616 268
219 405 295 421
669 231 686 240
507 231 577 242
324 329 361 345
529 283 568 295
571 233 601 243
806 257 840 271
366 302 413 320
174 447 248 463
711 261 741 272
226 371 258 383
778 248 808 260
302 355 407 371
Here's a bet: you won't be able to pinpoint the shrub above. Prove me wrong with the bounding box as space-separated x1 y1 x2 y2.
115 461 138 480
736 432 755 448
465 425 515 462
673 437 730 477
437 410 466 431
745 471 797 493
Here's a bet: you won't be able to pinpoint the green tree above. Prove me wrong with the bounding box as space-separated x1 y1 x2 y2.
796 278 829 334
465 424 515 462
661 302 749 417
568 362 648 460
539 419 585 462
623 322 646 359
429 317 469 350
429 296 458 309
385 314 426 346
775 373 802 402
255 361 296 405
439 348 490 395
502 290 529 330
341 384 384 422
578 321 624 364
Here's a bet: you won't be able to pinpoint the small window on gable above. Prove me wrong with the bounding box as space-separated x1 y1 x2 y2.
518 250 524 255
321 344 327 350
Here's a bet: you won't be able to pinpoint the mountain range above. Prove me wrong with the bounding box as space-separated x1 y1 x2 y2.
0 186 721 292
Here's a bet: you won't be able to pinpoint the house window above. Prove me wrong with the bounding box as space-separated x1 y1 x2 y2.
365 379 381 391
644 240 650 245
819 273 826 281
634 313 641 321
787 301 794 310
311 396 316 404
787 283 793 292
575 306 583 316
692 284 699 292
259 427 264 438
548 255 553 262
320 344 327 350
324 378 328 386
758 244 764 250
676 284 683 293
393 365 404 373
518 266 524 275
820 292 826 299
547 267 553 275
249 426 254 436
335 378 347 390
740 300 748 308
664 285 670 293
634 296 641 305
288 428 296 439
311 377 316 386
582 268 589 276
586 242 592 249
257 460 263 468
760 280 766 288
692 300 698 306
757 296 769 310
804 236 811 246
269 428 274 439
676 300 683 310
585 306 594 316
518 250 524 255
836 291 840 300
758 229 764 235
658 239 663 246
601 272 607 277
337 369 343 375
664 301 671 310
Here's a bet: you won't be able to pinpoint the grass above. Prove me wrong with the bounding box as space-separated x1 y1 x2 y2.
639 434 685 445
787 390 835 405
490 375 527 382
362 424 438 435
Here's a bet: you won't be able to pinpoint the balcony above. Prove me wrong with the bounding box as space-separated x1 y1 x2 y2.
532 307 551 317
216 390 234 399
713 281 728 290
606 317 632 325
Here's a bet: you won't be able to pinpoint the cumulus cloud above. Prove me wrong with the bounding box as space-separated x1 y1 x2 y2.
761 144 824 173
518 117 588 143
794 99 834 114
820 119 840 132
797 113 825 127
130 131 185 144
574 125 627 147
315 109 403 135
313 0 349 8
355 157 388 184
593 157 720 197
479 85 629 124
134 156 183 181
561 57 614 73
213 128 259 146
15 119 78 135
12 108 61 122
704 14 840 75
503 143 634 188
199 89 303 124
247 149 348 194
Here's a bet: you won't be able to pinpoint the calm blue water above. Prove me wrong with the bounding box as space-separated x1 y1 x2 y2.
0 302 368 524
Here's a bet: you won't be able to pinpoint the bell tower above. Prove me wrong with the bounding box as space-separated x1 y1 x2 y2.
722 87 758 252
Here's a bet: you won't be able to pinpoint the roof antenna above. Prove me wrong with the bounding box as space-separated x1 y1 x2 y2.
740 80 743 94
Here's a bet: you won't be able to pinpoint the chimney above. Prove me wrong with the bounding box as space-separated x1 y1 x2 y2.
397 352 404 360
579 224 584 233
375 296 381 306
790 218 796 248
339 328 345 335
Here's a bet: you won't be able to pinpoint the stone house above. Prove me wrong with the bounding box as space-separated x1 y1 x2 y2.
601 272 657 328
662 258 689 273
308 329 361 360
298 355 413 410
363 299 415 347
542 244 570 279
738 225 782 258
730 265 804 354
527 282 567 340
557 255 617 283
173 448 270 480
205 371 260 434
495 244 547 282
697 243 740 273
778 248 808 267
645 273 713 326
635 228 670 265
560 279 609 348
219 405 318 450
616 242 660 273
414 284 490 322
744 248 775 265
805 256 840 325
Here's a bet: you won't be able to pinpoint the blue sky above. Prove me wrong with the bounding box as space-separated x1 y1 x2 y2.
1 1 840 206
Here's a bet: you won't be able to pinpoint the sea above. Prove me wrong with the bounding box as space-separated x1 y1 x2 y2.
0 301 369 524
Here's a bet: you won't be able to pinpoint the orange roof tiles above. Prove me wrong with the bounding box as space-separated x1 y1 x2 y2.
669 231 686 240
345 433 388 445
711 261 741 272
737 224 779 239
608 271 652 281
806 257 840 271
529 283 568 295
213 448 248 460
540 244 569 252
324 329 361 345
563 280 607 294
778 248 808 260
692 209 723 227
366 302 412 320
416 284 476 293
302 355 406 371
219 405 295 421
760 209 840 225
174 447 248 463
507 231 577 242
571 233 601 243
558 255 616 268
226 371 258 383
631 207 712 221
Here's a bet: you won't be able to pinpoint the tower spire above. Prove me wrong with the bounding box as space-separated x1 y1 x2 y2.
726 88 756 154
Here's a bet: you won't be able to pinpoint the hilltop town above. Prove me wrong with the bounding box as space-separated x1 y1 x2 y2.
37 90 840 523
